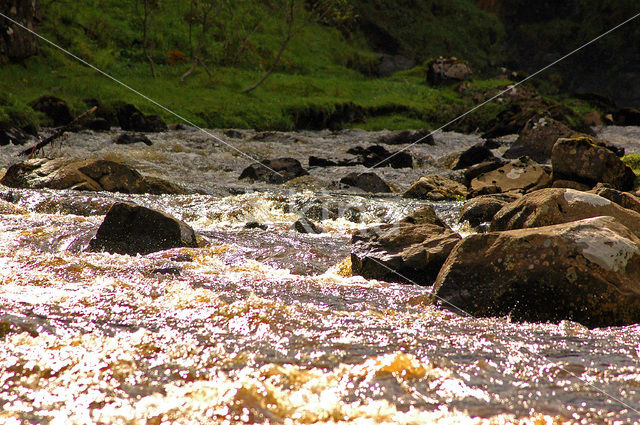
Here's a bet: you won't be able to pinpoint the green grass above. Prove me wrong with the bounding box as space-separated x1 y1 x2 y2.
622 154 640 189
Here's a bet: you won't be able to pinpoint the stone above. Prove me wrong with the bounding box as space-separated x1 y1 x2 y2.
551 179 591 191
245 221 268 230
0 121 31 145
433 216 640 327
551 137 635 191
583 111 603 127
88 202 198 255
30 95 72 126
293 217 324 234
339 172 392 193
0 158 188 194
427 57 472 85
459 193 521 228
114 133 153 146
490 188 640 238
377 129 434 145
613 107 640 126
470 157 551 196
351 223 461 285
449 143 497 170
84 118 111 131
0 0 39 63
117 104 167 132
400 205 448 228
504 117 579 163
589 183 640 215
463 160 506 182
403 175 467 201
346 145 413 168
239 158 308 184
308 155 356 167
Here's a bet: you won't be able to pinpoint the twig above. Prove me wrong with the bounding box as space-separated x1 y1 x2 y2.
19 106 98 157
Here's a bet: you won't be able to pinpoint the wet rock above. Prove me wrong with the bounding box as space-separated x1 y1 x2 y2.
346 145 413 168
0 158 188 194
551 137 635 191
433 216 640 327
351 223 461 285
239 158 308 184
377 129 434 145
504 117 579 162
117 104 167 132
589 183 640 214
0 121 31 145
308 155 355 167
469 157 551 197
459 193 521 228
400 205 448 228
463 160 506 182
223 129 245 139
403 175 467 201
153 266 181 275
84 118 111 131
340 172 392 193
170 253 194 262
446 143 497 170
293 217 324 234
613 107 640 126
114 133 153 146
30 95 72 126
88 202 198 255
245 221 268 230
490 188 640 238
427 57 472 85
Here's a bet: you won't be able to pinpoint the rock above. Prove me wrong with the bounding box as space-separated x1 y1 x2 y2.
589 183 640 215
293 217 324 234
117 104 167 132
0 158 188 194
351 223 461 285
459 193 521 228
0 121 31 145
346 145 413 168
340 172 392 193
504 117 579 162
463 160 506 182
239 158 308 184
84 118 111 131
470 157 551 197
583 111 603 127
490 188 640 238
308 155 355 167
0 0 39 63
433 216 640 327
245 221 268 230
449 143 497 170
427 57 472 85
377 54 415 77
613 107 640 126
88 202 198 255
30 95 72 126
377 129 434 145
403 175 467 201
400 205 448 228
223 129 245 139
114 133 153 146
551 179 591 191
551 137 635 191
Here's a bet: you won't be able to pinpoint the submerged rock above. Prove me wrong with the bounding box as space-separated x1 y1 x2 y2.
351 223 461 285
403 175 467 201
433 216 640 327
0 158 188 194
339 172 392 193
88 202 198 255
239 158 308 184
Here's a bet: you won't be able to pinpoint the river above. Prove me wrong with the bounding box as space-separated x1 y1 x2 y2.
0 126 639 424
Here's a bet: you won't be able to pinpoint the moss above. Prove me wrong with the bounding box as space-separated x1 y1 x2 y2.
0 94 40 134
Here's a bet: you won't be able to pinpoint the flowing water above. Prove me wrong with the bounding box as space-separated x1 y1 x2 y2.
0 127 639 425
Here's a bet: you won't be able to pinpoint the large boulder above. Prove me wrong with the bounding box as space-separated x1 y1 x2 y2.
433 216 640 327
490 188 640 238
427 57 472 85
469 157 552 197
351 223 461 285
30 96 73 126
117 104 168 132
339 172 392 193
403 175 467 201
88 202 198 255
551 137 635 191
504 117 579 162
459 193 521 228
400 205 448 228
0 158 188 194
0 0 39 63
239 158 308 184
450 143 497 170
589 184 640 215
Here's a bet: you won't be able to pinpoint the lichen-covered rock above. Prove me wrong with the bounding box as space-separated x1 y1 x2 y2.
433 216 640 327
351 223 461 285
403 175 467 201
589 183 640 214
88 202 198 255
239 158 308 184
551 137 635 191
469 157 551 196
490 188 640 238
340 172 392 193
504 117 579 162
427 57 472 85
0 158 188 194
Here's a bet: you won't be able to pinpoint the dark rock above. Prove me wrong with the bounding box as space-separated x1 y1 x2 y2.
114 133 153 146
583 111 603 127
170 253 194 262
346 145 413 168
433 216 640 327
153 266 181 275
239 158 308 184
223 129 245 139
377 129 434 145
1 158 188 194
403 175 467 201
308 155 356 167
450 143 497 170
459 193 520 228
589 183 640 215
340 172 392 193
613 107 640 126
551 137 635 191
245 221 268 230
88 202 198 255
0 0 39 63
0 121 31 145
84 118 111 131
490 188 640 238
551 179 591 191
469 157 552 197
30 95 73 126
293 217 324 234
117 104 167 132
351 223 461 285
427 57 472 85
463 160 506 183
504 117 579 163
400 205 447 228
